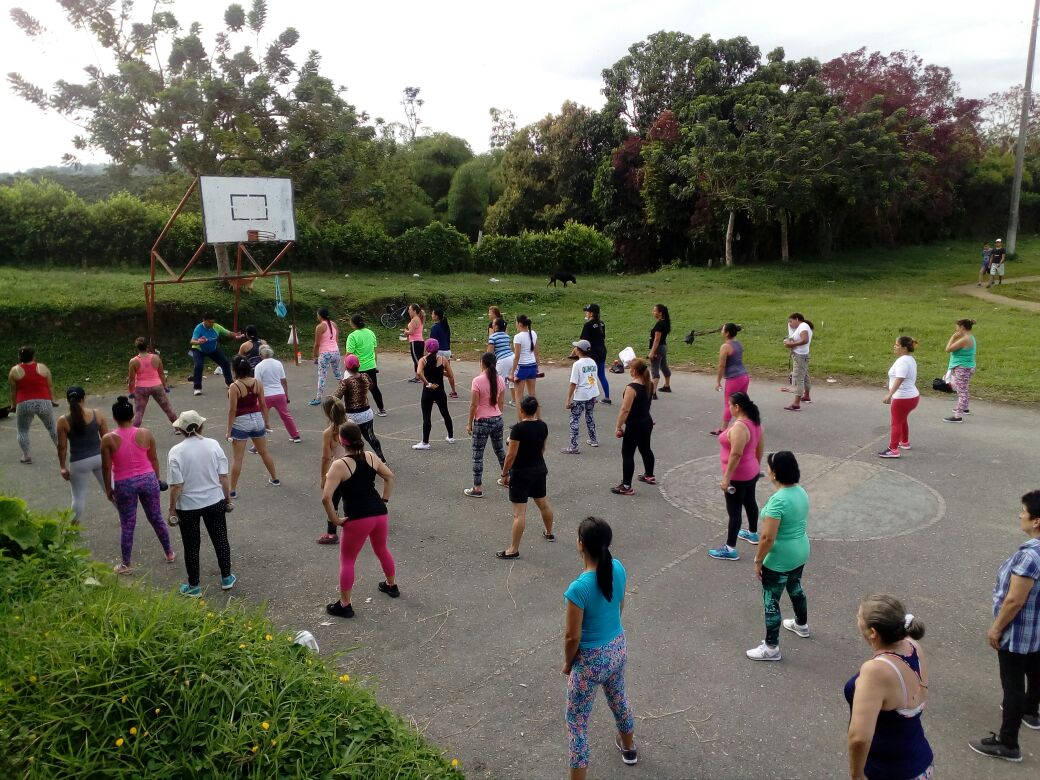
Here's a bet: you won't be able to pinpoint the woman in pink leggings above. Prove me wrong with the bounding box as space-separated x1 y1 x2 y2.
712 323 749 436
321 420 399 618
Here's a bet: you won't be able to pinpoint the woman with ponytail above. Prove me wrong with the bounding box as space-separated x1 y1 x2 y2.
563 517 637 776
465 352 506 497
712 323 748 436
846 595 933 780
317 396 348 545
311 308 342 404
413 338 457 449
708 391 763 561
403 304 425 381
510 314 541 417
128 337 177 426
611 358 655 496
56 386 108 522
647 304 672 398
943 318 976 423
783 313 813 410
879 336 920 459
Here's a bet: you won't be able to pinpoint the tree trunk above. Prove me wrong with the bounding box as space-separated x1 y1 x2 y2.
725 210 735 267
214 244 232 277
779 210 790 263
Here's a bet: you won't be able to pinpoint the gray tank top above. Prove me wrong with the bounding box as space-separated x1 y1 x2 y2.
68 412 102 461
724 340 748 379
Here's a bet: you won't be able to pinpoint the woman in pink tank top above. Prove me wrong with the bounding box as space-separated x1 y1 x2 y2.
101 396 173 574
708 391 764 561
128 337 177 426
311 308 342 404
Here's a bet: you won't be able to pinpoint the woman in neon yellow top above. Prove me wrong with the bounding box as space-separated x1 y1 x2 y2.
944 318 976 423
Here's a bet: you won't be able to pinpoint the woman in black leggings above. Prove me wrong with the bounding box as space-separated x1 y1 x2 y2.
611 358 655 496
413 338 456 450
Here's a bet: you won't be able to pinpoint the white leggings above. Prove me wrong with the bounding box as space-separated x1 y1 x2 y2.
70 454 104 522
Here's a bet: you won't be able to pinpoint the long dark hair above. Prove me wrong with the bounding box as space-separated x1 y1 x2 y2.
318 307 337 340
629 358 652 398
493 318 507 333
579 517 615 601
956 318 976 330
433 307 449 331
728 391 761 425
67 388 87 435
789 312 815 331
112 396 134 423
231 355 253 379
338 420 366 458
516 314 534 351
134 337 149 353
480 352 499 404
654 304 671 334
723 323 742 338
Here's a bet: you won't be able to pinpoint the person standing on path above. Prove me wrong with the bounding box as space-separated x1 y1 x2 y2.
166 410 236 597
333 354 386 461
747 450 810 661
988 238 1007 288
782 313 813 411
846 595 933 780
189 313 242 396
237 324 266 369
510 314 541 417
413 338 456 450
317 397 348 545
712 323 749 436
404 304 425 381
611 359 655 496
253 344 301 443
56 386 108 522
496 396 554 558
310 308 342 405
879 337 920 459
944 319 976 423
488 317 516 408
648 304 672 398
708 392 764 561
322 420 399 619
8 345 58 464
562 339 599 454
969 490 1040 763
979 242 994 287
128 337 177 426
345 314 386 416
580 303 611 405
563 516 637 777
464 352 506 498
225 356 279 497
101 396 175 574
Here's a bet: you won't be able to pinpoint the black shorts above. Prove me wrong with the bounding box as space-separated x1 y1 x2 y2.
508 467 547 504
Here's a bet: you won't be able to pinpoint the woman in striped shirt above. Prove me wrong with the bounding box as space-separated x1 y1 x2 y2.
488 318 516 407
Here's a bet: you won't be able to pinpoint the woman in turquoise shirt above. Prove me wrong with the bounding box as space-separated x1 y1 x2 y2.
748 450 811 662
943 318 976 423
563 517 637 777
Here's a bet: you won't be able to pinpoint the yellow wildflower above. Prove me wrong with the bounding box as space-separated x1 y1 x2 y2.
239 643 246 649
120 695 127 703
451 758 460 768
28 675 37 684
261 722 270 730
271 739 277 746
265 634 273 641
154 708 161 715
339 673 350 683
115 738 124 747
129 727 138 736
251 745 259 754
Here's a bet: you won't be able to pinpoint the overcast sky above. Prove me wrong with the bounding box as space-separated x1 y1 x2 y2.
0 0 1035 173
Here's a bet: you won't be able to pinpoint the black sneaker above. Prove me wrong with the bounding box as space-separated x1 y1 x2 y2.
326 601 354 618
615 736 638 765
378 581 400 598
962 408 971 415
942 415 963 423
1023 713 1040 730
601 398 612 405
968 733 1022 762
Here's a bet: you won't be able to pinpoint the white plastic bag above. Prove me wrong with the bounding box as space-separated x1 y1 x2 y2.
293 630 319 652
618 346 636 367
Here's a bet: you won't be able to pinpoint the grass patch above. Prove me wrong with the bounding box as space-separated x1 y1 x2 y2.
993 281 1040 303
3 238 1040 402
0 495 459 779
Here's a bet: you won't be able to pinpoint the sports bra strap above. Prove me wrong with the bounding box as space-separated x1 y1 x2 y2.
874 656 910 709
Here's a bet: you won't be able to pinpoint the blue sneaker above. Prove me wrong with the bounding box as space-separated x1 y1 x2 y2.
737 530 760 545
708 546 739 561
179 584 202 598
221 574 237 591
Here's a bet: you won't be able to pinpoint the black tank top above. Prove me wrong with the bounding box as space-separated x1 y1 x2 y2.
336 454 387 520
423 358 445 390
244 339 262 369
626 382 653 426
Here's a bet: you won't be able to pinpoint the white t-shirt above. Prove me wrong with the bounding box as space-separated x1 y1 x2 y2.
888 355 919 399
254 357 286 397
788 322 812 355
569 357 600 401
513 330 538 365
167 436 229 511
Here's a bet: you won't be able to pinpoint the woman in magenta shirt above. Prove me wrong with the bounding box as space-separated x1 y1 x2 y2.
128 337 177 425
708 391 764 561
403 304 425 381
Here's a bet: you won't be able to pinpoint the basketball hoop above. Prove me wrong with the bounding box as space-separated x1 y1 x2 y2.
247 229 277 242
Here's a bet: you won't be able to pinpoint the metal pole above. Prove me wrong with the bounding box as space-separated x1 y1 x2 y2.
1008 0 1040 255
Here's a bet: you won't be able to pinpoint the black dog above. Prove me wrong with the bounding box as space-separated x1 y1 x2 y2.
548 271 577 287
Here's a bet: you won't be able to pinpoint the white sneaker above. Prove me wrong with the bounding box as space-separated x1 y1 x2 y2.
746 642 782 661
782 619 810 638
445 436 456 443
412 442 431 450
193 389 203 396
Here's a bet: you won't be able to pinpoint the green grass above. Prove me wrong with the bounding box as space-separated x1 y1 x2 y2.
3 238 1040 402
994 280 1040 303
0 495 460 779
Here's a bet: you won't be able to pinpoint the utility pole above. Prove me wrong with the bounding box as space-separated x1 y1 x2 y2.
1007 0 1040 255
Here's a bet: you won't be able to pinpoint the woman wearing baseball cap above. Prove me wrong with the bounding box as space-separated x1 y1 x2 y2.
580 304 610 405
412 338 457 450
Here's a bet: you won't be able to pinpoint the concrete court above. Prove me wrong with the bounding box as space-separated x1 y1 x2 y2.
1 349 1038 780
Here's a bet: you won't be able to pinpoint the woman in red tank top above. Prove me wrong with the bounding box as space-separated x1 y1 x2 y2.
8 345 58 464
226 356 279 498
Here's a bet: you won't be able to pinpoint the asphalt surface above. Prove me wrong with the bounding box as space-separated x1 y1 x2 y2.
2 349 1038 780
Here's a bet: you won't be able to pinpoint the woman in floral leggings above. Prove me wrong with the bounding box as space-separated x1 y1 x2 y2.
943 318 976 424
563 517 636 778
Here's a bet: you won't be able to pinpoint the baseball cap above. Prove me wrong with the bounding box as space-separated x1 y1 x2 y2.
583 303 600 315
66 385 85 402
996 238 1003 242
172 410 206 431
572 339 592 352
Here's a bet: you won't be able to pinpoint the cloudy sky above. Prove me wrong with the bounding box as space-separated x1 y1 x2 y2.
0 0 1035 173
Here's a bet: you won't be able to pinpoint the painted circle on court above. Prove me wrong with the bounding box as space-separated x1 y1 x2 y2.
660 453 945 542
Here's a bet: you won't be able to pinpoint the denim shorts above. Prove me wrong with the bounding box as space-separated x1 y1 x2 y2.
516 363 538 381
231 412 265 440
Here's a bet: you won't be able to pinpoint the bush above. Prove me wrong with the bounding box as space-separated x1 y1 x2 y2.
326 217 393 269
473 221 614 274
393 221 473 272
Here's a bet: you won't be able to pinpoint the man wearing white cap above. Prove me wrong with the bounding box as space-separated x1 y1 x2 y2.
988 239 1006 288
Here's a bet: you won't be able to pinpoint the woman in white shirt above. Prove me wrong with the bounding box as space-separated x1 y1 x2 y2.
510 314 541 419
879 336 920 459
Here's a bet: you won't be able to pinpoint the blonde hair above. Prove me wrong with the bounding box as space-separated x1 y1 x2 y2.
629 358 652 398
322 396 346 428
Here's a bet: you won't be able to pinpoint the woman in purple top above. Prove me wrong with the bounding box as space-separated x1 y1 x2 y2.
712 323 749 436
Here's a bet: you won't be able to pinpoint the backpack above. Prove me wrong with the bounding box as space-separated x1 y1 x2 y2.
932 378 953 393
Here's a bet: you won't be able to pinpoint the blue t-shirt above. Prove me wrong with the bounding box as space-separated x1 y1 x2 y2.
564 558 626 649
191 322 229 354
430 321 450 351
488 331 512 361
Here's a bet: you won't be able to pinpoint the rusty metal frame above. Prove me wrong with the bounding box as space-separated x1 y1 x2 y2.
145 178 299 360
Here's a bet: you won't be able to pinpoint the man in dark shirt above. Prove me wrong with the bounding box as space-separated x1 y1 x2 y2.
496 396 554 558
988 239 1007 288
580 303 611 404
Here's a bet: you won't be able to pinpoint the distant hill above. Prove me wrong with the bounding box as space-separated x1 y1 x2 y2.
0 165 163 203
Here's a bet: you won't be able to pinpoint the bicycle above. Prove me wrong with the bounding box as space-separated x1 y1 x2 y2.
380 303 409 330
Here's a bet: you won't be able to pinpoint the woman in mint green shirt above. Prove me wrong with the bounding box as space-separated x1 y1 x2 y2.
943 318 976 423
748 451 810 662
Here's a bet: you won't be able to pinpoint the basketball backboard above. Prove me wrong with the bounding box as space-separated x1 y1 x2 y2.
199 176 296 244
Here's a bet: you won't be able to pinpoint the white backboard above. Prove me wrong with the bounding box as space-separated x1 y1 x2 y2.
198 176 296 244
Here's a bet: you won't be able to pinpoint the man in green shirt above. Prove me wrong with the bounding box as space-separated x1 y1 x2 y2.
190 313 243 396
345 314 386 416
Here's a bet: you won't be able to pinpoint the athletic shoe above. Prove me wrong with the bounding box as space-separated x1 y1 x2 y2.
378 581 400 598
737 530 760 545
463 488 484 498
963 408 971 415
637 474 657 485
1023 713 1040 730
220 574 237 590
308 399 321 406
412 442 431 450
317 533 338 545
179 584 202 598
587 440 599 447
268 478 281 486
611 484 635 496
229 490 237 499
113 563 133 575
561 446 580 454
878 449 901 459
802 396 812 403
445 436 456 443
376 409 388 417
659 386 672 393
290 437 302 443
193 389 203 396
708 546 739 561
248 445 258 454
968 734 1022 762
782 618 811 638
326 601 354 618
651 392 659 400
448 392 459 399
746 642 782 661
601 398 612 405
615 736 638 765
943 415 963 423
165 550 177 563
783 404 801 412
897 442 911 450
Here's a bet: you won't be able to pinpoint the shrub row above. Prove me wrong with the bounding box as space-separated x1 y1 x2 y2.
0 179 615 273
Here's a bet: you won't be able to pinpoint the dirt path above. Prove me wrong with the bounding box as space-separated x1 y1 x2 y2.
953 273 1040 312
